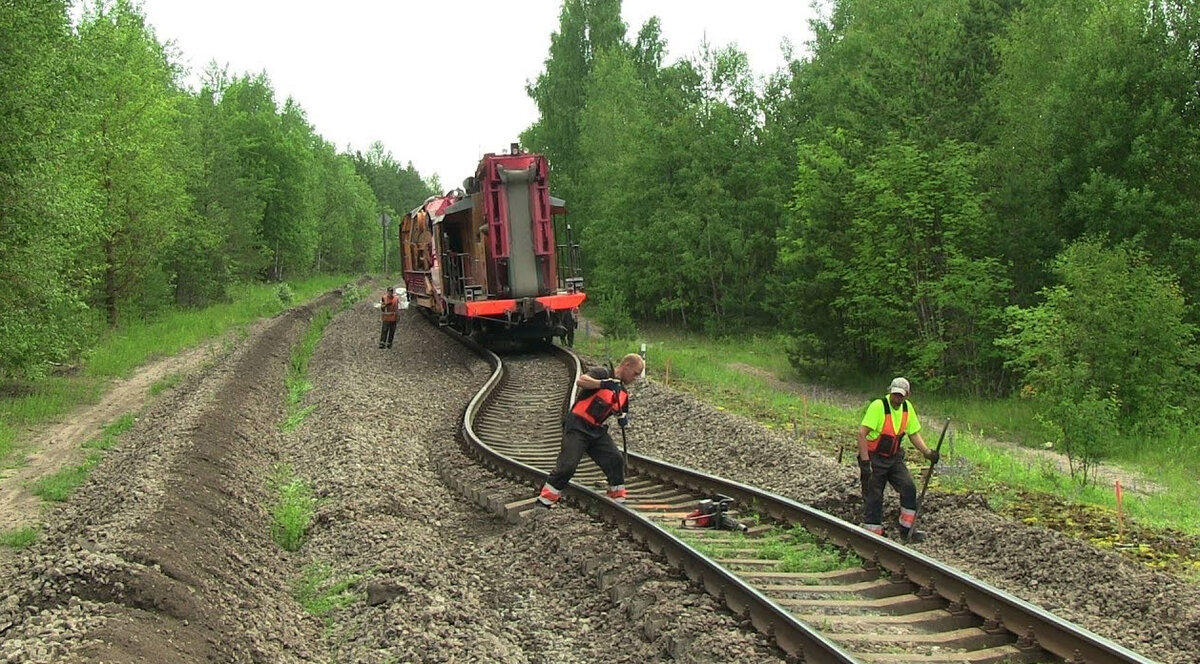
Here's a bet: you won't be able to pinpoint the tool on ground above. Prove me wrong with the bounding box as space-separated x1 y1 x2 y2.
682 495 748 532
906 417 950 543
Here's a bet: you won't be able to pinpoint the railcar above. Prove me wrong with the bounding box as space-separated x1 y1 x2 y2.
399 144 584 342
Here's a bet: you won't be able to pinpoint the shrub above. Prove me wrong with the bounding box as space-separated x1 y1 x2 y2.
1000 237 1198 479
591 290 637 340
276 283 295 306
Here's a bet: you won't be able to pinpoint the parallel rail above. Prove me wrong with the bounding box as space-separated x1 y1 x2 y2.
448 335 1156 664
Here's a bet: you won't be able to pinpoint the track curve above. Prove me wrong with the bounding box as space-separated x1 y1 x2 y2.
444 336 1158 664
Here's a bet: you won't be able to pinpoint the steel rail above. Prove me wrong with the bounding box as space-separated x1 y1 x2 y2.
627 454 1157 664
448 329 1155 664
454 337 858 663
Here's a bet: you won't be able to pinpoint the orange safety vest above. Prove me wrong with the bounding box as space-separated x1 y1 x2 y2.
867 398 908 457
570 382 628 427
381 294 399 322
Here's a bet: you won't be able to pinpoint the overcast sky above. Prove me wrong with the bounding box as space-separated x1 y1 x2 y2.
138 1 821 189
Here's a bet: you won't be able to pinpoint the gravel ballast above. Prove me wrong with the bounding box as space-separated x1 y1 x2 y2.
1 291 1193 663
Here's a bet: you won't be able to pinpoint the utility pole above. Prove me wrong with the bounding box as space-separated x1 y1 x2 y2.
380 213 391 275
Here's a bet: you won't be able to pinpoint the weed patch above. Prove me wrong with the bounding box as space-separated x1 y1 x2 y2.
32 453 101 502
282 308 332 432
148 372 184 396
269 465 316 551
82 413 135 450
0 525 39 548
294 562 363 619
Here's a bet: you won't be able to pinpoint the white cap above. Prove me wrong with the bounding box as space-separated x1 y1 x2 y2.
888 377 910 396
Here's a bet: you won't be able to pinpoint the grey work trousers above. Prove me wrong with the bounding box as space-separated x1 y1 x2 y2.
862 451 918 526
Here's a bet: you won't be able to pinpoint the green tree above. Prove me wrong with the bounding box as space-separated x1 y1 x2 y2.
76 0 191 326
841 138 1007 391
525 0 627 208
0 1 96 377
987 0 1200 303
1002 238 1197 445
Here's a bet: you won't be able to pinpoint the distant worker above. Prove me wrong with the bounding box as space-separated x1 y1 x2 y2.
535 353 646 510
857 377 939 542
562 306 580 348
379 286 400 349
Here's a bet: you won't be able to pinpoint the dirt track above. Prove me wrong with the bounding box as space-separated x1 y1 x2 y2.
0 293 786 663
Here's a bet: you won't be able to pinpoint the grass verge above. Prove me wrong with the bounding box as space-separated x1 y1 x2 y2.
0 275 355 467
269 465 316 551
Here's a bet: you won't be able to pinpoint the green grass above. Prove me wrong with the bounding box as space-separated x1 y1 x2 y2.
31 453 101 502
293 562 363 618
82 412 136 451
269 465 316 551
576 327 1200 537
85 276 351 379
680 525 857 574
577 330 847 443
148 372 184 397
0 275 354 467
282 308 333 432
0 525 40 549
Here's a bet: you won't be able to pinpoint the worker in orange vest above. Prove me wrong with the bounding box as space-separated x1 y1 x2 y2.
379 286 400 349
535 353 645 510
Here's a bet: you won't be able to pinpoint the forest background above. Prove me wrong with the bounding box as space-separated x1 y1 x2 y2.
521 0 1200 477
2 1 438 379
4 0 1200 477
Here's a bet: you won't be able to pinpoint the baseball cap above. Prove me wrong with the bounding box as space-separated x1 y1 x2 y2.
888 377 910 396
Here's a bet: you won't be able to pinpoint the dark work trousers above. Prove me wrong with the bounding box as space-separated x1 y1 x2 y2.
862 451 918 527
379 320 397 347
546 425 624 491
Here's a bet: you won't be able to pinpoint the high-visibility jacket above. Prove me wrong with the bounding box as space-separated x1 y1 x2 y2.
866 398 908 457
570 380 628 428
381 294 400 322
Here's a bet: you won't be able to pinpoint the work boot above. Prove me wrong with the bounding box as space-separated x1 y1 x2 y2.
899 526 925 543
378 343 385 349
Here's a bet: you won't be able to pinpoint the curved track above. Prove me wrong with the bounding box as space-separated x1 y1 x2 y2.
439 338 1157 664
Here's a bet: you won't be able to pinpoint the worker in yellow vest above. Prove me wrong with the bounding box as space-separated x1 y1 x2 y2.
857 377 939 542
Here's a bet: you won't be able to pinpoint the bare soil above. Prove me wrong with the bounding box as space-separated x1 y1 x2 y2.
0 340 229 533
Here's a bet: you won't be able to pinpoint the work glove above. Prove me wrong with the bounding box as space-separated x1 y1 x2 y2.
925 449 940 464
858 458 872 482
617 412 630 428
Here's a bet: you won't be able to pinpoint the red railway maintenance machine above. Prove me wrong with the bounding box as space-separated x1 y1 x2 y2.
400 144 585 343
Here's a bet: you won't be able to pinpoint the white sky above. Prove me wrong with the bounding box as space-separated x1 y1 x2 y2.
137 1 820 189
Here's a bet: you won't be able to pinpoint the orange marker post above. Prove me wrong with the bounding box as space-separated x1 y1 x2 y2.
1115 480 1124 540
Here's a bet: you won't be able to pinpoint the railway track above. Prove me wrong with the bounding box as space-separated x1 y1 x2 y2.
436 339 1157 664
